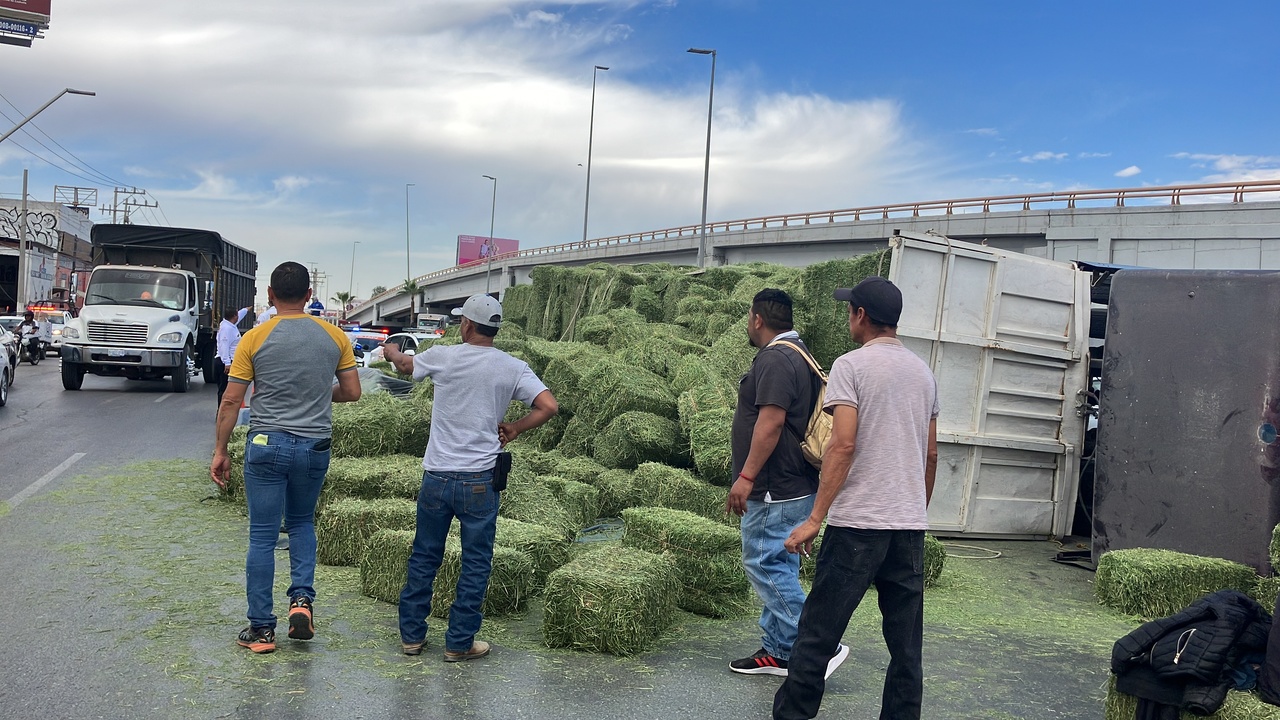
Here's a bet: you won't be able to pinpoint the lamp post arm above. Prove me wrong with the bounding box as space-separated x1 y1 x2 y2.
0 89 94 146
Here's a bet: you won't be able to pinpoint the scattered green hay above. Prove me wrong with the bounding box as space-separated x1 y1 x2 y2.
556 414 596 458
515 264 645 341
687 407 734 485
703 313 739 345
593 411 688 469
701 265 756 294
431 539 536 619
507 444 559 474
410 376 434 401
494 517 572 589
631 463 732 525
318 454 423 509
221 425 249 502
643 322 702 346
539 476 602 528
316 497 417 567
703 316 756 380
1104 675 1280 720
331 392 422 458
1094 548 1259 618
671 355 722 396
577 357 677 424
498 468 579 539
542 345 608 413
542 545 681 655
924 534 946 588
622 506 750 617
1253 576 1280 611
596 469 638 517
360 528 415 603
797 250 891 369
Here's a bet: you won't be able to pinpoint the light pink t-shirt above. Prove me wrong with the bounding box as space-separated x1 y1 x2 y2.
824 337 939 530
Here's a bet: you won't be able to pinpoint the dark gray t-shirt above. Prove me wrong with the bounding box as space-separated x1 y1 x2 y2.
731 334 820 502
412 343 548 472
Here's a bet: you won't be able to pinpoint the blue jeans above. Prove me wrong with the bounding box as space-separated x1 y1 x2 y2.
741 496 816 661
242 431 331 628
774 527 925 720
398 470 499 652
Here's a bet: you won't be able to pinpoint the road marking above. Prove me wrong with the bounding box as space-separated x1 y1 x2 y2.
155 394 171 403
6 452 87 510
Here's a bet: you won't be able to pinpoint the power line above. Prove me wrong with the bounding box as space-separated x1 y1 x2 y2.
0 92 126 188
0 133 110 188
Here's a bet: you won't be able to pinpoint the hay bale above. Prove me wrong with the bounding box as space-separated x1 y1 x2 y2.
1094 548 1259 618
577 357 677 424
671 355 722 396
498 468 579 539
360 528 415 603
596 469 638 517
317 498 417 566
318 454 423 508
631 463 731 524
629 284 664 322
503 408 568 452
542 545 681 655
331 392 417 458
544 453 608 486
593 411 688 469
539 475 602 528
410 376 434 401
523 338 601 376
677 381 737 435
703 316 757 380
221 425 249 502
430 539 535 618
399 396 432 456
687 407 734 485
729 274 772 305
556 414 596 458
1103 675 1280 720
797 251 891 369
494 517 572 589
542 345 608 413
924 534 946 588
703 313 739 345
1253 576 1280 611
622 506 751 617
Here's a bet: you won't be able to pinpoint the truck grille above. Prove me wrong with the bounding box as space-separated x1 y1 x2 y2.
87 321 149 345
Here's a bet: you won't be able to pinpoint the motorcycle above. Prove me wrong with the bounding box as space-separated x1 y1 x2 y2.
17 329 44 365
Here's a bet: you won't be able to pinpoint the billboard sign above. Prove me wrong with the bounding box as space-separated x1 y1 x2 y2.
0 0 51 20
0 17 37 35
456 235 519 265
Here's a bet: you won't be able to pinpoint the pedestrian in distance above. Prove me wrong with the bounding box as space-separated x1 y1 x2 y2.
725 288 849 678
256 302 277 326
773 276 939 720
215 305 250 405
382 293 558 662
211 261 362 654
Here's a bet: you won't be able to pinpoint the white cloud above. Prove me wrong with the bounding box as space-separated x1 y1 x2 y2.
1079 152 1111 159
1020 151 1068 163
965 128 999 137
1114 165 1141 178
514 10 563 28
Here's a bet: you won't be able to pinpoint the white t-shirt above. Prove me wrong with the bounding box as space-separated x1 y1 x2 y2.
412 343 548 472
255 306 277 326
824 337 939 530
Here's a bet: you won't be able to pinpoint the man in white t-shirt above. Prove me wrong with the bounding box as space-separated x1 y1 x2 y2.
255 304 277 326
382 293 558 663
773 276 939 720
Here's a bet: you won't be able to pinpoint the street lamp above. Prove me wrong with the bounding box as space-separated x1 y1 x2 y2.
348 239 361 298
404 183 415 283
483 175 497 293
1 88 95 309
582 65 609 246
687 48 716 269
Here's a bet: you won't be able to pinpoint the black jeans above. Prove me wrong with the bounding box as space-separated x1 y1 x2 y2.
773 527 925 720
215 359 228 404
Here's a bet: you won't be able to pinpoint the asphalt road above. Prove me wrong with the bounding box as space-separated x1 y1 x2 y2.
0 355 220 501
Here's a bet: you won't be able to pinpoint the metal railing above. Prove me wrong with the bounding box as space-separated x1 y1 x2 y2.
351 179 1280 315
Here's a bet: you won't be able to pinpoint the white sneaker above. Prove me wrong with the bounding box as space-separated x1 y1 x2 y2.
824 643 850 680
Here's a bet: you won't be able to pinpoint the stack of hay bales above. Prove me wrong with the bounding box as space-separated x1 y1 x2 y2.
622 507 752 617
1094 548 1258 618
316 498 416 566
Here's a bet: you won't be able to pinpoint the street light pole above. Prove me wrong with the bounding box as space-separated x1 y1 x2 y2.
582 65 609 246
348 239 361 297
687 48 716 269
2 88 95 309
483 175 497 293
404 183 415 283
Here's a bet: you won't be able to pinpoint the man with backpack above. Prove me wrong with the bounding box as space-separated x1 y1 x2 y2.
726 289 848 678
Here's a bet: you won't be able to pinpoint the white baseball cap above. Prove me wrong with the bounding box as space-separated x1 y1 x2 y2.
452 294 503 327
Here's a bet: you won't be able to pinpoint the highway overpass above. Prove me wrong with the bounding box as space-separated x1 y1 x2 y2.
348 180 1280 327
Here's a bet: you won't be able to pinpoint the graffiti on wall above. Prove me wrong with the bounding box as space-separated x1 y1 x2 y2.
0 206 59 249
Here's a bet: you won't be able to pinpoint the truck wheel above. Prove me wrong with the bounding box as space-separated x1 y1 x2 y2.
61 360 84 391
202 350 216 384
171 347 190 393
0 366 9 406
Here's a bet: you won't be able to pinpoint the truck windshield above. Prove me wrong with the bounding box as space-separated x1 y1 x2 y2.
87 269 187 310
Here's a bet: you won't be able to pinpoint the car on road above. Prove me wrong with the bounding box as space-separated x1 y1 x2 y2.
0 316 25 375
30 308 73 356
346 330 389 367
366 331 436 364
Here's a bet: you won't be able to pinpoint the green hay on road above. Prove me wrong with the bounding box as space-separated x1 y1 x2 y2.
703 315 756 380
687 407 734 486
318 455 423 509
924 534 946 588
1094 548 1258 618
593 411 687 469
1253 576 1280 611
498 468 579 539
577 357 677 425
796 250 891 369
631 463 732 525
1271 523 1280 571
431 539 535 619
1104 676 1280 720
539 476 602 529
317 497 417 567
220 425 250 502
622 507 750 617
596 469 638 517
556 414 596 458
542 545 681 656
494 517 572 589
359 528 415 603
331 392 421 458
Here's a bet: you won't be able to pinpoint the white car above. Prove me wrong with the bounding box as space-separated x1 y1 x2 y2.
367 332 436 364
32 309 72 355
346 330 388 367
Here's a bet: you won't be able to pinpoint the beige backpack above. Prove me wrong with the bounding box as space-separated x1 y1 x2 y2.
768 340 832 469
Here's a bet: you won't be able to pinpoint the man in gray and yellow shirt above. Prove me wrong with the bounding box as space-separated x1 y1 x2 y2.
212 261 362 654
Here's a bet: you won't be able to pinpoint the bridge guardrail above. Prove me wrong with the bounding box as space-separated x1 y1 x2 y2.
351 179 1280 315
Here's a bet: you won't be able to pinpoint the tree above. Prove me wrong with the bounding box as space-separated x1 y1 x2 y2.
403 279 421 320
370 285 387 296
331 291 353 320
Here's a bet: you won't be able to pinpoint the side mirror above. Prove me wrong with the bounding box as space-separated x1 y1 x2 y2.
404 348 415 356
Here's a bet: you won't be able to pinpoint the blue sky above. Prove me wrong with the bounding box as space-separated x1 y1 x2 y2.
2 1 1277 303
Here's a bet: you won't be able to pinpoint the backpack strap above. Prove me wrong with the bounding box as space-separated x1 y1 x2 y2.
768 339 828 382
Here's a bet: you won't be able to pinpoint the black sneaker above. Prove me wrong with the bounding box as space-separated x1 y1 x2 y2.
287 596 314 640
729 648 788 676
237 625 276 654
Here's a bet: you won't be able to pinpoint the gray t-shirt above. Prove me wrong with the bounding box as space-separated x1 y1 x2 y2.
824 337 940 530
412 343 548 472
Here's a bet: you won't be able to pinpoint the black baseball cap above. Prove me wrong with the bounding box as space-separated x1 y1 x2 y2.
833 276 902 326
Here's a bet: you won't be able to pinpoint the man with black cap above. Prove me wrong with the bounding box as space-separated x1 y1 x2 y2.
772 276 940 720
382 293 558 663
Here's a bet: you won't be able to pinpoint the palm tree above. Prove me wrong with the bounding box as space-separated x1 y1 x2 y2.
403 279 421 323
331 291 354 320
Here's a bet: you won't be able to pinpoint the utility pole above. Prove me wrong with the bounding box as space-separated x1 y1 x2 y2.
99 187 155 224
15 169 28 310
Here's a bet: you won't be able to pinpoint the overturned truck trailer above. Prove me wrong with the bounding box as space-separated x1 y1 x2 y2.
888 232 1091 539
